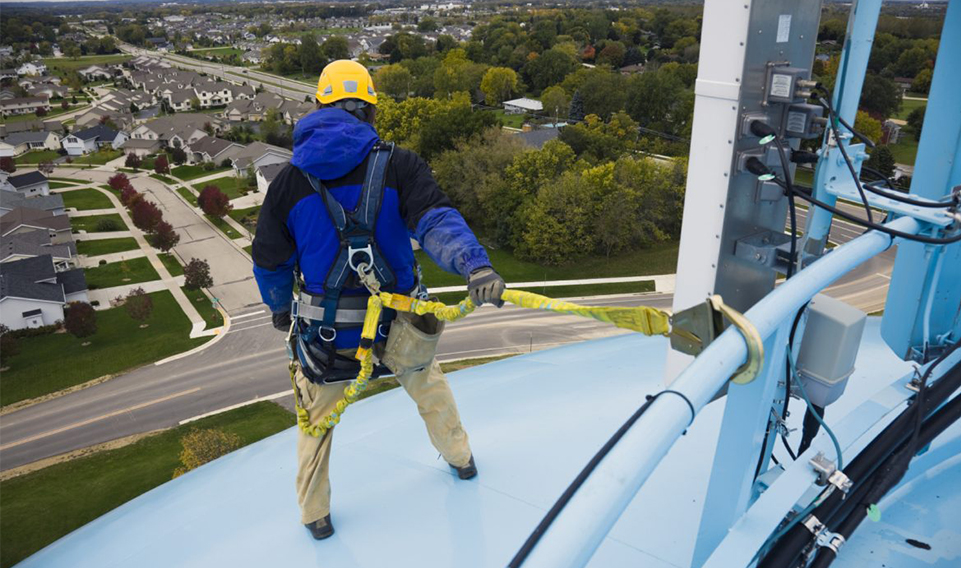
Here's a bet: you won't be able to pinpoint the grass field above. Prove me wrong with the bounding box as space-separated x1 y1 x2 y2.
59 188 113 210
158 253 184 276
889 130 919 165
14 149 60 164
182 286 224 328
171 164 231 180
43 54 130 77
70 213 127 233
228 205 260 231
206 214 242 239
48 181 78 189
76 237 139 257
189 47 244 58
0 402 294 567
176 186 199 206
0 291 208 407
0 105 75 125
150 173 176 185
83 257 160 289
72 149 123 165
432 280 656 305
415 240 679 288
894 98 926 120
193 176 252 200
494 109 526 129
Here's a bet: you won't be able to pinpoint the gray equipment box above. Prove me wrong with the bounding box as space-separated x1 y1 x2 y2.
796 294 867 407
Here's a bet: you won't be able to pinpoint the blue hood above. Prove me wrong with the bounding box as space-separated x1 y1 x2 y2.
291 108 379 180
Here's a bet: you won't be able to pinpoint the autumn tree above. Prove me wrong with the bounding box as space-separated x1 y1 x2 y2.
375 64 413 100
64 301 97 338
154 154 170 175
169 147 187 166
120 186 141 207
131 199 163 232
125 152 142 169
0 157 15 173
151 220 181 252
184 258 213 290
108 172 131 191
125 287 153 324
480 67 518 107
198 185 232 217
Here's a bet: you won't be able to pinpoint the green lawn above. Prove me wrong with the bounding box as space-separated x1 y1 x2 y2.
43 54 130 77
171 164 230 180
494 109 526 129
889 130 919 165
415 240 679 288
433 280 656 305
189 47 244 58
76 237 139 257
894 98 926 120
0 291 208 407
151 173 176 184
158 253 184 276
83 257 160 289
206 214 242 239
73 149 123 165
59 188 113 210
176 186 199 206
48 181 78 189
0 105 75 125
243 244 253 255
228 205 260 232
182 286 224 328
194 176 252 200
0 402 294 567
14 150 60 164
70 213 127 233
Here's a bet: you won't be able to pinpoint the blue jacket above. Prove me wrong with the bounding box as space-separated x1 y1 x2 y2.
252 108 491 348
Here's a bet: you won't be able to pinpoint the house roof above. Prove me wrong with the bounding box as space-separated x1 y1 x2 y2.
0 189 64 213
73 124 119 142
122 138 162 150
56 267 88 295
0 96 49 108
1 229 73 261
8 171 48 189
516 127 561 149
0 207 71 235
232 141 292 169
503 97 543 111
257 162 286 184
3 131 53 146
188 136 238 157
0 254 65 303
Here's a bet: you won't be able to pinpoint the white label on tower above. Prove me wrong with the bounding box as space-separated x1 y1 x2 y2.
771 74 792 99
777 14 792 43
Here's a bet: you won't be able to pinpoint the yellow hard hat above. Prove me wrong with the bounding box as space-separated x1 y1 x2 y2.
316 60 377 106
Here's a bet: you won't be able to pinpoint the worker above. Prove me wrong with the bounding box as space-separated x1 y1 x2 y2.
252 60 506 541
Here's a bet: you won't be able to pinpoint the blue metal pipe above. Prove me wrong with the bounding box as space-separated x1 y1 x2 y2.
520 216 921 568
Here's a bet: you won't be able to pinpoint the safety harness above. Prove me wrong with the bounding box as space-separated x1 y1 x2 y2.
292 141 405 384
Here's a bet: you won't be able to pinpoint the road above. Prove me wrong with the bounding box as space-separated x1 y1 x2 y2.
0 198 893 471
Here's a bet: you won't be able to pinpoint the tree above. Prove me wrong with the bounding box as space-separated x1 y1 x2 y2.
854 110 883 145
597 42 627 68
911 68 932 94
198 185 232 217
154 154 170 175
375 64 413 100
868 145 897 179
151 220 180 252
190 97 201 112
540 86 570 123
61 99 69 111
859 74 902 119
0 325 20 366
417 16 439 33
64 301 97 338
299 33 325 76
322 37 349 61
524 48 579 92
125 287 153 324
120 186 141 207
125 153 142 169
171 428 242 478
0 157 16 173
170 147 187 166
480 67 518 107
569 90 586 122
131 200 163 232
108 172 131 191
35 107 47 117
906 105 926 140
184 258 213 290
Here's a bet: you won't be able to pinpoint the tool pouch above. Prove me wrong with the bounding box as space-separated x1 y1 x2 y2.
381 309 445 376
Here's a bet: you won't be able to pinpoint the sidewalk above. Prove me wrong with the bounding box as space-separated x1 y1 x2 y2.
162 172 254 250
80 248 146 268
87 276 186 307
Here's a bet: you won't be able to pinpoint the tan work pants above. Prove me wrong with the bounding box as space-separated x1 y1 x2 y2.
294 358 472 524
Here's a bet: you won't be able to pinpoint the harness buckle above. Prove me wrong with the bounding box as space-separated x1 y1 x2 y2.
319 327 337 343
348 244 374 274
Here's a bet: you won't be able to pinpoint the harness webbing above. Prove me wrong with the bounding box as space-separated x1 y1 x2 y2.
290 289 720 439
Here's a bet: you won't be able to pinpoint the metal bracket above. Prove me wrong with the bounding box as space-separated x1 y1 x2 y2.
803 514 847 554
810 452 852 494
669 295 764 384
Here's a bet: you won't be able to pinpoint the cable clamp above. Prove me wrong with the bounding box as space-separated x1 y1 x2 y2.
803 514 846 554
810 452 852 494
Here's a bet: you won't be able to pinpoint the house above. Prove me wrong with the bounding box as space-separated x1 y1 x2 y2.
224 91 284 122
0 206 72 244
503 97 543 114
193 81 235 108
187 136 244 165
231 142 292 176
256 161 286 193
0 120 62 139
1 229 77 269
893 77 914 94
619 64 645 75
77 65 117 82
516 127 562 149
883 118 907 145
62 125 126 156
0 254 89 330
4 171 50 197
129 114 217 149
27 83 69 99
16 61 47 76
121 138 162 158
165 89 196 112
73 108 135 131
281 100 314 125
0 189 65 216
0 96 50 117
0 131 62 157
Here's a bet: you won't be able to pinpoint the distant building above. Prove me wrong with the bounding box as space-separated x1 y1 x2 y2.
516 127 562 149
0 189 65 217
0 207 72 244
62 125 126 156
503 97 543 114
1 229 77 269
0 131 62 157
3 171 50 197
230 141 292 176
256 162 286 193
0 96 50 117
0 254 88 330
187 136 243 165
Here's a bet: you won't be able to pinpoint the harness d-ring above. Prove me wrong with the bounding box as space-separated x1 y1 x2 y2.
319 327 337 342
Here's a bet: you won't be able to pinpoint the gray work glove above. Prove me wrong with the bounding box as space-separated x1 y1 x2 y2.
272 310 292 332
468 267 505 308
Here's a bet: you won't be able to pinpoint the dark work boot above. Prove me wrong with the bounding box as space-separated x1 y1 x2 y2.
449 455 477 480
305 515 334 540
